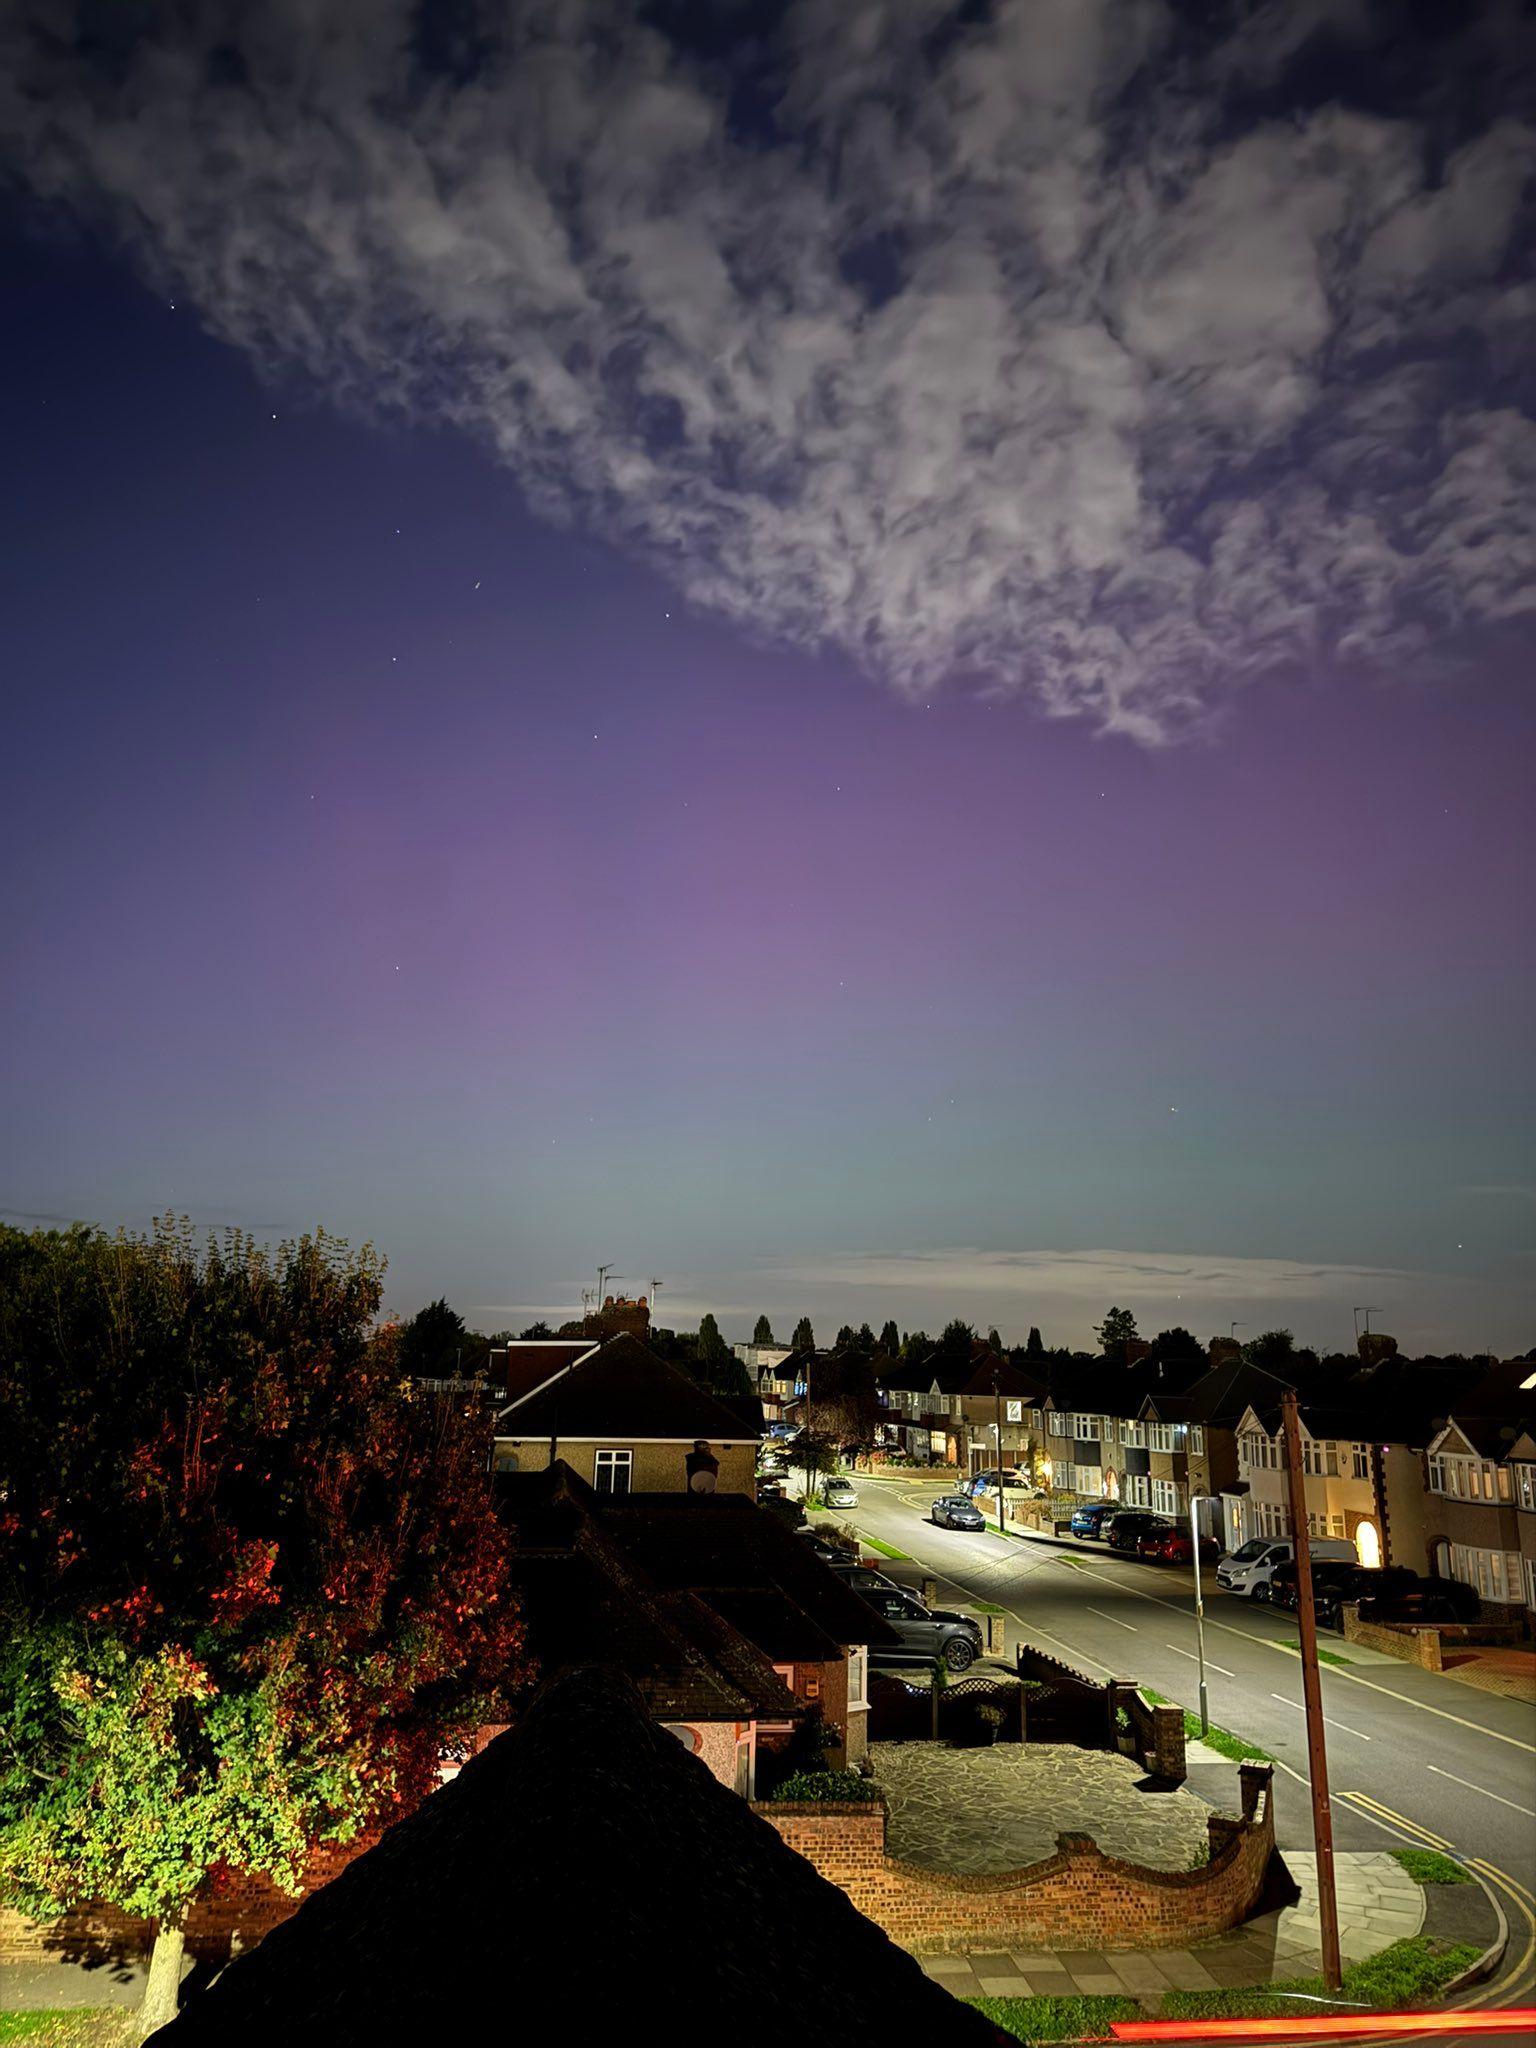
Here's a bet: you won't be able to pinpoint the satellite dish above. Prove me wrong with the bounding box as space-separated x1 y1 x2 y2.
689 1468 717 1493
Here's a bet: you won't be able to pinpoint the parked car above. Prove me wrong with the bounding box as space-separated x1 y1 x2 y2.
859 1587 981 1671
1105 1509 1163 1553
931 1495 987 1530
1215 1535 1357 1598
1264 1560 1417 1620
1070 1502 1118 1539
826 1559 902 1597
966 1469 1032 1499
821 1475 858 1509
1359 1578 1481 1626
1136 1522 1219 1567
792 1528 847 1562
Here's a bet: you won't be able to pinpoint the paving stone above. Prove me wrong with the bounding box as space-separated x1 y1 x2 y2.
869 1740 1215 1874
976 1976 1034 1996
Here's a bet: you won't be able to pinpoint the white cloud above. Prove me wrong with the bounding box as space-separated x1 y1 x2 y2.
3 0 1531 738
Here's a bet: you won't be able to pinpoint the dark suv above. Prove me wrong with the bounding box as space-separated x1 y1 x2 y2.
858 1587 982 1671
1105 1509 1163 1553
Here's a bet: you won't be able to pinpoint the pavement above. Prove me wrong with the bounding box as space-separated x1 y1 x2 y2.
1440 1644 1536 1705
919 1851 1429 2000
830 1469 1536 2008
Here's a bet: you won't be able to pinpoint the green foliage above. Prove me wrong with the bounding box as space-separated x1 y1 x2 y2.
936 1318 976 1364
1024 1326 1044 1356
1242 1328 1296 1369
1392 1848 1472 1885
1141 1691 1274 1763
752 1314 775 1345
1145 1325 1203 1368
767 1770 882 1803
985 1327 1002 1351
1156 1937 1479 2020
969 1993 1140 2040
0 1218 529 1942
878 1320 900 1356
517 1320 553 1339
855 1533 909 1561
1094 1306 1138 1355
697 1311 727 1360
397 1297 485 1380
790 1316 815 1352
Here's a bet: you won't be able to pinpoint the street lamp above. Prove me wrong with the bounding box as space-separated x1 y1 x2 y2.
1189 1491 1213 1737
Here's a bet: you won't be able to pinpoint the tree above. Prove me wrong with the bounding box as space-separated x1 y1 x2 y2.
1024 1327 1044 1357
398 1296 488 1379
790 1316 815 1353
1357 1330 1398 1367
900 1328 933 1361
518 1320 553 1339
878 1320 900 1356
0 1219 529 2038
752 1314 775 1346
834 1324 857 1351
985 1327 1002 1352
936 1319 975 1366
1244 1328 1297 1371
1094 1306 1139 1358
698 1311 728 1362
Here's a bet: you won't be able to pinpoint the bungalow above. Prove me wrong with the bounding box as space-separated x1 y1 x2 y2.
490 1331 761 1496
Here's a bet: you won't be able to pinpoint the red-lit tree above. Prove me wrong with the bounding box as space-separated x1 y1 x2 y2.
0 1218 528 2038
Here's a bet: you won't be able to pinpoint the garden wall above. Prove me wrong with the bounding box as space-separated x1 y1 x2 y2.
756 1763 1274 1954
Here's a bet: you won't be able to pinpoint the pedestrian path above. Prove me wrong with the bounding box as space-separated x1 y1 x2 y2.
1439 1645 1536 1705
917 1850 1424 2001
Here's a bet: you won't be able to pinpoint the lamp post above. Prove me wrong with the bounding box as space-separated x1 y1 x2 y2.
1188 1492 1212 1736
992 1365 1006 1538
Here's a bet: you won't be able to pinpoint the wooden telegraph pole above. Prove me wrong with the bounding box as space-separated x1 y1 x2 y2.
1280 1386 1343 1991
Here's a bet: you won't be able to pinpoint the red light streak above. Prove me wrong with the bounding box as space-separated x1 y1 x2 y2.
1110 2011 1536 2041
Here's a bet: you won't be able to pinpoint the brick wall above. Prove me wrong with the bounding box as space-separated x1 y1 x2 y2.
0 1837 375 1967
1340 1604 1443 1670
756 1764 1274 1954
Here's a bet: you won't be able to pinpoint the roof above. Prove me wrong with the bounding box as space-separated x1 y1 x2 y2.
496 1332 761 1443
957 1356 1047 1401
1138 1390 1198 1423
154 1667 1003 2048
487 1339 596 1403
505 1503 798 1723
599 1487 903 1654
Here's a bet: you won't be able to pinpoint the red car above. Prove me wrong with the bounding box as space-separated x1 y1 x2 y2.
1136 1522 1219 1566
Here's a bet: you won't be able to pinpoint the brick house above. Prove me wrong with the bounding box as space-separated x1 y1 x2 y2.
1424 1410 1536 1628
1228 1398 1433 1571
495 1462 897 1782
490 1331 761 1496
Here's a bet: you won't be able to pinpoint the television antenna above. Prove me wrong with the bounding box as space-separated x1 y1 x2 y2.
649 1277 664 1313
1353 1307 1380 1340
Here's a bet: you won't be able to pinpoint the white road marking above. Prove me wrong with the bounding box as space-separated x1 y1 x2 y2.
1167 1644 1235 1677
1086 1605 1138 1631
1426 1764 1536 1817
1269 1692 1371 1739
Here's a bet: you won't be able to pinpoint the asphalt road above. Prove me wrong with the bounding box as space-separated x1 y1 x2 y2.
829 1470 1536 2013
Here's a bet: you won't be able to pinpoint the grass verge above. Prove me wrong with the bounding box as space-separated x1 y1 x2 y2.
1155 1935 1481 2020
966 1936 1480 2038
856 1532 912 1562
1142 1688 1275 1763
0 2017 131 2047
968 1992 1140 2041
1392 1847 1472 1885
1284 1640 1352 1665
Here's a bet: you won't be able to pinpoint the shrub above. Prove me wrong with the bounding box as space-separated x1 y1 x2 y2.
767 1770 882 1803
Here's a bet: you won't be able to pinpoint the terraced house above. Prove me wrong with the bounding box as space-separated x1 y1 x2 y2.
1423 1365 1536 1626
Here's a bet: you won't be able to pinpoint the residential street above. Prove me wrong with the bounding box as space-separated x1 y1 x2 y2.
835 1471 1536 2009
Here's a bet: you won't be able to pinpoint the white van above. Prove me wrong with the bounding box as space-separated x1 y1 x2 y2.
1216 1534 1356 1597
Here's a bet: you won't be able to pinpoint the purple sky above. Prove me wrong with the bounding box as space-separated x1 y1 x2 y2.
2 3 1534 1351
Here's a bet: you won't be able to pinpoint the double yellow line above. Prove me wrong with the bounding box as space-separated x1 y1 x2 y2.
1338 1789 1536 2009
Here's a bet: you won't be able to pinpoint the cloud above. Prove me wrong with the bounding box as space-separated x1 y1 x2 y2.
3 0 1532 738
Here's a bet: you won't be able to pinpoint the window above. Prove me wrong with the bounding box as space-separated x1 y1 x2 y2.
1153 1479 1179 1515
1516 1465 1536 1512
1074 1413 1100 1442
1122 1420 1146 1449
593 1448 633 1495
1449 1544 1526 1605
1188 1426 1205 1455
1124 1473 1152 1508
847 1648 868 1709
1302 1438 1339 1478
1148 1423 1176 1454
1049 1409 1071 1437
1352 1443 1370 1480
1526 1558 1536 1612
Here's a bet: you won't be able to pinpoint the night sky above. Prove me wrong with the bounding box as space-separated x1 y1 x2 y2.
2 1 1533 1351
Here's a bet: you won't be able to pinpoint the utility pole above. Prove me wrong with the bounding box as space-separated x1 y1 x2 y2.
1281 1387 1343 1991
992 1364 1006 1537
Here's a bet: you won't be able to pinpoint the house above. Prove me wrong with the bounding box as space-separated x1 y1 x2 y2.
1114 1391 1205 1517
1228 1398 1435 1571
490 1332 761 1496
952 1356 1047 1478
495 1462 898 1780
154 1666 1002 2048
1422 1361 1536 1626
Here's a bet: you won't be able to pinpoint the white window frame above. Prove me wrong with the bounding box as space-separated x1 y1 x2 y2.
847 1647 869 1711
1516 1464 1536 1512
593 1447 634 1495
1073 1413 1100 1442
1153 1478 1178 1515
1188 1426 1204 1455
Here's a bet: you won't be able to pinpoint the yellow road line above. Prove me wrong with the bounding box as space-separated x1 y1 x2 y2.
1340 1790 1456 1851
